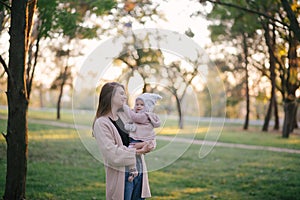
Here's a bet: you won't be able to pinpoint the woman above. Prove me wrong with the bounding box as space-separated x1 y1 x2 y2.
93 82 153 200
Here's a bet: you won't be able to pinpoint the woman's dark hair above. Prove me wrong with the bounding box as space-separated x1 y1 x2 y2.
92 82 124 133
95 82 124 118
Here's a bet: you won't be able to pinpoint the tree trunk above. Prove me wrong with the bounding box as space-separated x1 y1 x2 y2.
282 100 297 138
57 87 62 119
282 32 298 138
56 76 64 120
3 0 32 199
242 34 249 130
273 95 280 130
26 26 41 99
4 91 28 200
174 93 183 129
281 0 300 42
271 24 280 130
243 78 249 130
261 22 280 131
262 22 277 131
262 96 273 131
293 104 298 129
56 66 69 120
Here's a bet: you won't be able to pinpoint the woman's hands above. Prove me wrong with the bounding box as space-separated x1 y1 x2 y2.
130 142 154 155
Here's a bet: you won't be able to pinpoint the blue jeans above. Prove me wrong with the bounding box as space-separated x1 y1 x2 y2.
124 155 144 200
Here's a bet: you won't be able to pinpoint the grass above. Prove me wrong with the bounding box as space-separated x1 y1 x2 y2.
0 124 106 199
1 108 300 149
150 145 300 200
1 116 300 199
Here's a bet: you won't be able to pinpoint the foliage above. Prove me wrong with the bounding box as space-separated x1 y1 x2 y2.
37 0 115 39
203 0 300 133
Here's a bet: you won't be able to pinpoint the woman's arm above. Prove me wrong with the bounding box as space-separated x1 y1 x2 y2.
94 119 136 167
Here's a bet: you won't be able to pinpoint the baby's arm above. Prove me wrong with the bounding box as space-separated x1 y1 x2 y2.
123 104 149 123
130 139 156 152
146 112 161 128
146 139 156 150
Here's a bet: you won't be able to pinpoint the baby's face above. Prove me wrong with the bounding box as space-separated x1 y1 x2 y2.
134 99 145 112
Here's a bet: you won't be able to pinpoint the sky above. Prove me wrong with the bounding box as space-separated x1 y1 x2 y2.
138 0 212 47
89 0 213 96
155 0 211 45
0 0 213 98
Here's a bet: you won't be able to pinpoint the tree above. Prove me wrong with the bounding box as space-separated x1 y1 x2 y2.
0 0 37 199
49 42 73 119
115 27 205 129
0 0 115 198
282 31 299 137
201 0 300 137
206 1 260 129
36 0 115 119
261 20 280 131
115 25 164 91
161 59 202 129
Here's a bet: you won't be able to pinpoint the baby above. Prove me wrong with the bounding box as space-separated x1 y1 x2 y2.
123 93 162 182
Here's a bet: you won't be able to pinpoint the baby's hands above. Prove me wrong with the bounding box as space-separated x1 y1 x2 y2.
129 142 146 150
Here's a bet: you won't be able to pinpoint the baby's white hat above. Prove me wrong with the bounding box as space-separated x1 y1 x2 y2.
136 93 162 112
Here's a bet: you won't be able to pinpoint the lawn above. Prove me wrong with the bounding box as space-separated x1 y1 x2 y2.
1 115 300 199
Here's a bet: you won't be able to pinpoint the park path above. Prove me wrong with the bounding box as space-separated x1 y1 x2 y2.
25 118 300 155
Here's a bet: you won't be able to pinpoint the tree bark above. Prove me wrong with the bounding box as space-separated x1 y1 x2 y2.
282 32 299 138
271 24 280 130
26 25 40 99
242 33 249 130
273 94 280 130
175 94 183 129
293 104 298 129
282 100 297 138
56 66 68 120
262 22 277 131
56 47 70 120
3 0 33 199
262 96 273 131
281 0 300 42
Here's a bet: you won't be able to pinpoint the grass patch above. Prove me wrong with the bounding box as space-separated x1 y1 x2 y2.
1 108 300 199
1 120 300 199
150 142 300 200
0 127 106 199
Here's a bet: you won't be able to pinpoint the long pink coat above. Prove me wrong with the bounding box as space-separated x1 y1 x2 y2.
93 112 152 200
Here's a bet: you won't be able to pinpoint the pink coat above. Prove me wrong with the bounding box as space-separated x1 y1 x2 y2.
93 112 152 200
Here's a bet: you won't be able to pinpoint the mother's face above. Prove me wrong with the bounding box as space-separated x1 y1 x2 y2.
112 86 127 109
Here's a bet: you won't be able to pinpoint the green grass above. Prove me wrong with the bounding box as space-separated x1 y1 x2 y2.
0 126 106 199
184 125 300 150
1 118 300 199
1 108 300 199
150 144 300 200
2 108 300 150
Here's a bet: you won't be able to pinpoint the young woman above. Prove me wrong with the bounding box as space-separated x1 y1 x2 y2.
93 82 153 200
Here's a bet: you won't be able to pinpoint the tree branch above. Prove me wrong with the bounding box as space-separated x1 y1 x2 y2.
0 0 11 9
0 55 13 81
204 0 289 28
280 0 300 42
1 131 7 140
